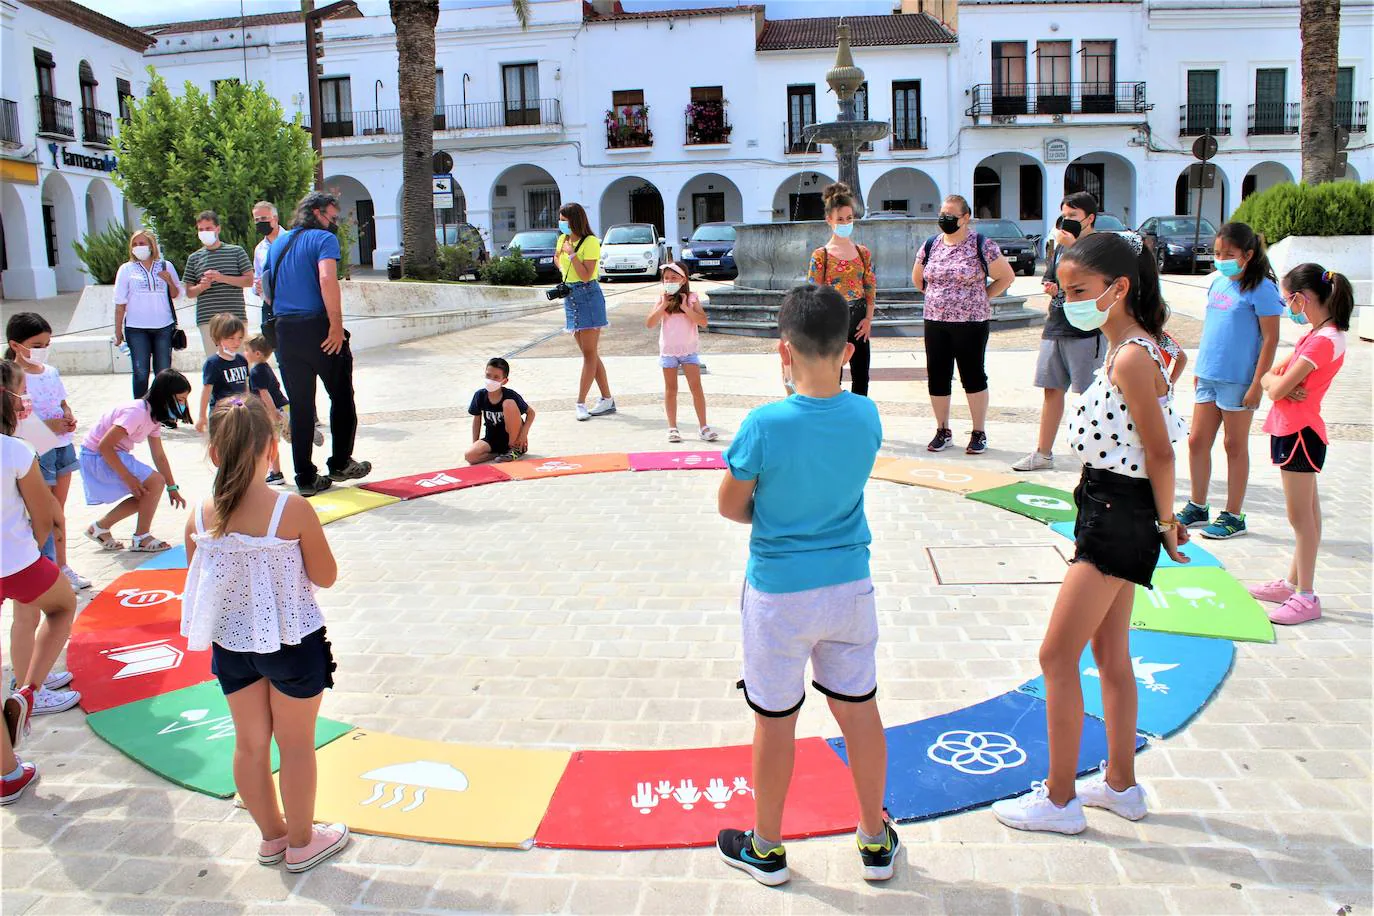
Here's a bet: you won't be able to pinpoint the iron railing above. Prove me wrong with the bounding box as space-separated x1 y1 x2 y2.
1337 100 1368 133
307 99 563 137
36 95 73 138
966 81 1149 118
891 116 927 150
81 107 114 146
0 99 19 146
685 100 731 145
1179 103 1231 136
606 104 652 148
1248 102 1299 135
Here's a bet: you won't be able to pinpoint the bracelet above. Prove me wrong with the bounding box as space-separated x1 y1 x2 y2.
167 485 180 492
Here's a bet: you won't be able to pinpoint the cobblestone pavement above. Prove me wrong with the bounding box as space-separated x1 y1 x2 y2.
2 279 1370 915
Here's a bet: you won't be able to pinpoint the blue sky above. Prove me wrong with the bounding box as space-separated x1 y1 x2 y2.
84 0 891 28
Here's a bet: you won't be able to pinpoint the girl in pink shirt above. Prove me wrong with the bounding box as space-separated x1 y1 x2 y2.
646 263 717 442
1251 264 1354 625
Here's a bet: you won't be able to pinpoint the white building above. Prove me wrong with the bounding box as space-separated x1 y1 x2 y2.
0 0 153 298
1 0 1369 288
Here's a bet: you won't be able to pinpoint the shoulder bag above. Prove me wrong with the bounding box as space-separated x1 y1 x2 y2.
161 261 188 350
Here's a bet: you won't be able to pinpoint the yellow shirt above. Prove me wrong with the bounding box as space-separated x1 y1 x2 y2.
555 234 601 283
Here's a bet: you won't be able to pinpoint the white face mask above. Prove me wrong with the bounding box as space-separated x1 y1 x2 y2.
24 346 50 367
663 282 682 295
483 378 503 392
132 245 152 261
198 230 218 246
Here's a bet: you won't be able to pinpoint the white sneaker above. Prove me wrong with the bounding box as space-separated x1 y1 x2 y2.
61 566 92 590
588 397 617 417
1012 451 1054 472
575 403 591 422
10 671 72 691
1076 762 1148 821
991 781 1086 834
29 686 81 715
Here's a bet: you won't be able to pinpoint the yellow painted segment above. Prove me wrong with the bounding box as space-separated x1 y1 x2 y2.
307 487 400 525
870 458 1017 494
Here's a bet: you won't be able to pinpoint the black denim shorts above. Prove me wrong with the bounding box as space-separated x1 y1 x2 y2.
211 627 336 699
1072 467 1160 588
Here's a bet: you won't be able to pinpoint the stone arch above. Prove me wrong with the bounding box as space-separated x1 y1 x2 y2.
325 173 378 269
41 170 82 291
970 153 1044 231
676 173 744 236
599 176 665 240
85 180 118 235
1241 161 1294 201
489 164 561 249
1173 163 1231 227
867 167 941 218
1065 152 1138 226
772 170 836 222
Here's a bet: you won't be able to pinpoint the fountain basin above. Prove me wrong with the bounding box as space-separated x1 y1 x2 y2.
803 120 892 145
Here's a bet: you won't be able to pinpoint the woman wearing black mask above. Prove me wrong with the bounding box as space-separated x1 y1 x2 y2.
911 194 1016 454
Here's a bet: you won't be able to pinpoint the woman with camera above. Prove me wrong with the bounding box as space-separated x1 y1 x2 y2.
555 203 616 421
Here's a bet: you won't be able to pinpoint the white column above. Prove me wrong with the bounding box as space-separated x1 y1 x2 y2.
1 183 58 299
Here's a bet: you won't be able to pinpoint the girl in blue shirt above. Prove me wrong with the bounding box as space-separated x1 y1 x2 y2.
1176 222 1282 540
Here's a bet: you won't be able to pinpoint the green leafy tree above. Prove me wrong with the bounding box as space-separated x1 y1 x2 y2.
114 70 314 266
72 222 131 285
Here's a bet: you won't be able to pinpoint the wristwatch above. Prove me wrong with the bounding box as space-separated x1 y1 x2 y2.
1154 517 1177 534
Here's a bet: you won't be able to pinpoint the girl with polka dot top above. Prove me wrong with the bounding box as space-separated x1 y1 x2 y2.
992 232 1188 836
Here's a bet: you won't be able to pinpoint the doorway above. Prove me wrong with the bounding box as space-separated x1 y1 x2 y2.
692 192 725 229
629 184 665 238
355 199 376 268
788 193 824 221
1065 163 1106 210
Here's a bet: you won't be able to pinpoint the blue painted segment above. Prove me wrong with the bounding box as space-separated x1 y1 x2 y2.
1048 521 1224 569
827 691 1146 822
1017 629 1235 737
136 544 188 571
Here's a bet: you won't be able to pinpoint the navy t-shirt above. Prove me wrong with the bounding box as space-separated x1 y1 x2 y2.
249 362 288 410
202 353 250 408
467 387 529 440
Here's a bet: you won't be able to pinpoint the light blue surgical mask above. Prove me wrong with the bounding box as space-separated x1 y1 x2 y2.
1062 285 1117 332
833 223 854 239
558 220 571 235
1215 258 1243 278
1287 294 1310 325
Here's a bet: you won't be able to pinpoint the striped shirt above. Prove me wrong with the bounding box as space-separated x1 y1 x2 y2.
184 244 252 325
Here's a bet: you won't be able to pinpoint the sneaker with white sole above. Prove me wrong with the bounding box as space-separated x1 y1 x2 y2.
1248 578 1296 604
667 427 682 443
716 828 789 886
575 404 591 422
29 686 81 716
991 781 1086 834
589 397 617 417
285 823 349 873
61 566 92 590
11 671 72 691
1075 762 1148 821
1012 451 1054 472
700 426 720 442
0 759 38 806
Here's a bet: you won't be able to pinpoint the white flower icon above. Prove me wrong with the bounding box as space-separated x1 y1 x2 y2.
927 730 1027 775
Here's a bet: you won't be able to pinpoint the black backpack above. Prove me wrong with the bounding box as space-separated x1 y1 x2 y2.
919 232 988 289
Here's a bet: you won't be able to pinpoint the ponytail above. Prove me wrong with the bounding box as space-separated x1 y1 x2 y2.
0 360 20 436
1059 232 1168 339
207 396 275 538
1284 263 1355 332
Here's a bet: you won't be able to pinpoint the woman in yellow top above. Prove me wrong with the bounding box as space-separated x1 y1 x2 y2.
556 202 615 420
806 182 877 396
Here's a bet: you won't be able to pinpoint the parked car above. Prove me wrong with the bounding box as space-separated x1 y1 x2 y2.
502 229 562 282
680 222 738 279
387 223 489 279
973 219 1039 276
598 223 667 281
1138 216 1218 273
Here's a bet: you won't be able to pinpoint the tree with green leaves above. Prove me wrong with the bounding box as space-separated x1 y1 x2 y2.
114 70 315 266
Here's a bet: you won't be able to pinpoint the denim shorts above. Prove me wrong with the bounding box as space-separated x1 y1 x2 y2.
38 444 79 485
1195 377 1252 412
1072 467 1159 588
211 627 336 699
564 281 609 333
659 353 702 369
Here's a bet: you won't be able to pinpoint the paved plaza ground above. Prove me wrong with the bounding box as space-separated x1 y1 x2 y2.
1 275 1370 914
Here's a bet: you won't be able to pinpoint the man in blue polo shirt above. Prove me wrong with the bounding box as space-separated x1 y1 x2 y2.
262 190 370 495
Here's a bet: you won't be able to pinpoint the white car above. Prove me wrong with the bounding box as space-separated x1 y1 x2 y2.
599 223 666 281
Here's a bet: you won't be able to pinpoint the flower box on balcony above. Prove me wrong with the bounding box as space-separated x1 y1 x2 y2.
606 105 652 149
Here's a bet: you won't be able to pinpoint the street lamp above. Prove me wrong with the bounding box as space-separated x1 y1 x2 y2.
374 79 383 134
302 0 360 189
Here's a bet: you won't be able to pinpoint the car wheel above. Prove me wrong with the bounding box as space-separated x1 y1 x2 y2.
1156 248 1168 275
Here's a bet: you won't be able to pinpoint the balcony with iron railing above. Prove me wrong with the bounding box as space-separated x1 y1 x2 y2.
307 98 563 139
890 116 927 150
1179 103 1231 137
81 107 115 147
36 95 74 139
1248 101 1299 136
685 100 731 145
966 82 1149 121
606 104 652 149
0 99 19 147
1337 99 1368 133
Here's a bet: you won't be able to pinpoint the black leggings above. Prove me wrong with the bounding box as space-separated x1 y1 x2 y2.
846 302 871 397
924 319 990 397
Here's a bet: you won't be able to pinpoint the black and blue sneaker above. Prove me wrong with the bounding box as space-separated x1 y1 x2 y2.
717 828 789 886
858 821 901 881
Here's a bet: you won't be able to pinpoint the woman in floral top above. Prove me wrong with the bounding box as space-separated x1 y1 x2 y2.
806 182 877 396
911 194 1016 454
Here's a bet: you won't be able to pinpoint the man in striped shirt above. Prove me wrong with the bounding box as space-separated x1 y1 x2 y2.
183 210 253 355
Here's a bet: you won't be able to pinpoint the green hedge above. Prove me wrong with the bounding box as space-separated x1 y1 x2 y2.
1229 180 1374 244
479 246 538 286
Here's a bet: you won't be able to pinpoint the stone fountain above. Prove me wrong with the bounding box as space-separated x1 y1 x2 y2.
704 23 1036 338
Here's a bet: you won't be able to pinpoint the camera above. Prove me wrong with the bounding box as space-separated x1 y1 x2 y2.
546 282 572 300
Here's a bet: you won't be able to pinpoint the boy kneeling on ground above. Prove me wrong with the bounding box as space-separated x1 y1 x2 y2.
466 358 535 464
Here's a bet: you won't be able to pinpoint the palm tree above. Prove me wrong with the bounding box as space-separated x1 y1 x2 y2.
390 0 529 280
1299 0 1342 184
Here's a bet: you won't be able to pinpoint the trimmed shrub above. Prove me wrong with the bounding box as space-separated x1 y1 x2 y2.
438 242 478 281
1229 181 1374 244
479 246 538 286
72 222 131 285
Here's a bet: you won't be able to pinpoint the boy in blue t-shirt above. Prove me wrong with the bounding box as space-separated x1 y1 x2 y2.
716 284 897 887
195 313 249 433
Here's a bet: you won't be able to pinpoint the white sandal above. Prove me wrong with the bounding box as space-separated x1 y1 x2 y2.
128 533 171 553
699 426 719 442
84 523 124 551
667 428 682 443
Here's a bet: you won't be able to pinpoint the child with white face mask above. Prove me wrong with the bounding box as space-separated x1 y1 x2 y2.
646 263 717 442
465 357 535 464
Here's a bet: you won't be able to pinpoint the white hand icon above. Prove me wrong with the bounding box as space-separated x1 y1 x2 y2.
704 778 733 809
630 782 659 814
656 780 674 798
732 776 753 796
673 779 702 810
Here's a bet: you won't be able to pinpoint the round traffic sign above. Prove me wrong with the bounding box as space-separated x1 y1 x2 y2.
1192 134 1218 161
432 150 454 175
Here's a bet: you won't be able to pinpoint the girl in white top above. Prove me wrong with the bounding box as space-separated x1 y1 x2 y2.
113 228 183 400
180 396 348 873
992 233 1189 836
645 263 717 442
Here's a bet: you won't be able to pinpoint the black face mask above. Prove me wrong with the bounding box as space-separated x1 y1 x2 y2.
1059 218 1083 238
255 220 273 236
937 214 962 234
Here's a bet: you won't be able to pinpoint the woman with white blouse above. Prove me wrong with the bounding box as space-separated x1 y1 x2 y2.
114 229 183 400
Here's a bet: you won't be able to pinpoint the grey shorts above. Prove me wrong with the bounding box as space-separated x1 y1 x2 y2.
1034 335 1105 394
738 577 878 717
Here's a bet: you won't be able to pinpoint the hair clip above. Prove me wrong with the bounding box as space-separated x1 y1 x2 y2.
1124 231 1144 255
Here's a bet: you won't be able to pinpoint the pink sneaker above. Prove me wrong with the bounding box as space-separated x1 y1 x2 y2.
1269 593 1321 626
285 823 349 873
1 759 38 805
1248 578 1296 603
258 835 289 866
